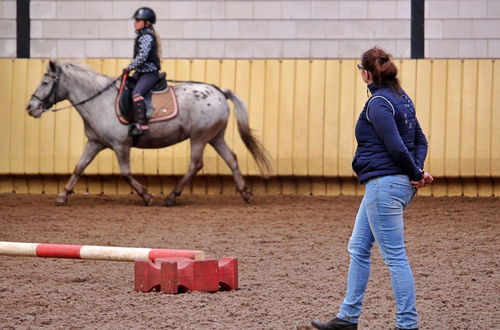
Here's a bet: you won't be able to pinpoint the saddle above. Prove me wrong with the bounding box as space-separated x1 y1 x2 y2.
115 72 179 125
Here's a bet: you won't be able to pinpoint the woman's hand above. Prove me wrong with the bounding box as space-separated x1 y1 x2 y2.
422 172 433 184
411 172 433 188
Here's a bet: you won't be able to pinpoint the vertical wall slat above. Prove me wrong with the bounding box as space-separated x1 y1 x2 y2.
429 60 447 177
308 60 326 176
323 60 341 177
445 59 462 177
263 60 280 175
10 59 28 174
400 59 417 100
233 59 250 175
24 60 43 174
277 60 295 176
414 60 432 140
475 60 493 177
460 60 478 178
492 60 500 177
338 60 356 177
248 60 266 176
0 60 13 174
292 60 310 176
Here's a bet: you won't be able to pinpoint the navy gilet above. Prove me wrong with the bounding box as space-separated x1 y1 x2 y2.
352 84 428 184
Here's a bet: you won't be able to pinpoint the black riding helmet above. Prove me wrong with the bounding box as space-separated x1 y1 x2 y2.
133 7 156 24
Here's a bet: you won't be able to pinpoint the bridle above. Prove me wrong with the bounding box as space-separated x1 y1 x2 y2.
31 71 121 113
31 72 60 112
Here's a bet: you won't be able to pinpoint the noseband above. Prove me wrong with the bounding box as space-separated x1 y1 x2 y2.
31 73 60 111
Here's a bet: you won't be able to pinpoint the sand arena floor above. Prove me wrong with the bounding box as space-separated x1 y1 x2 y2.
0 193 498 329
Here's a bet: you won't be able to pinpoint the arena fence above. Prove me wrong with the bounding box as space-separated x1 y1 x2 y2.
0 59 498 197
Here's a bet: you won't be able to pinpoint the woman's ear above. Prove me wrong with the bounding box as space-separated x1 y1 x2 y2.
366 70 373 82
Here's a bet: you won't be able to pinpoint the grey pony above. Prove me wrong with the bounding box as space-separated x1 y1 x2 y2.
26 60 271 206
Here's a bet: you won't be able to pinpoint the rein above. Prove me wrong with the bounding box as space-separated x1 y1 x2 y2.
51 76 121 112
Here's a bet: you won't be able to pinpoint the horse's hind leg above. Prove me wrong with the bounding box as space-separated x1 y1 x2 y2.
164 141 206 206
56 140 104 205
209 135 252 203
114 147 153 206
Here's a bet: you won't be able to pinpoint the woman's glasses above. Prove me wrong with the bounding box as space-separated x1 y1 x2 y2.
357 64 365 71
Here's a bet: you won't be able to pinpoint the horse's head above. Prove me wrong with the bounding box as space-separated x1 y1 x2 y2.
26 60 66 118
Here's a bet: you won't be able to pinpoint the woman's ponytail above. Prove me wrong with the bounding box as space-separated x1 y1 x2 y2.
147 23 162 59
361 47 401 92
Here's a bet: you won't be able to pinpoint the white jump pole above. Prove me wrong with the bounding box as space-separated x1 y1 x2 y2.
0 242 206 261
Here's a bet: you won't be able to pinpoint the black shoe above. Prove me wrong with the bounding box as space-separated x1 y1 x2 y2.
311 317 358 330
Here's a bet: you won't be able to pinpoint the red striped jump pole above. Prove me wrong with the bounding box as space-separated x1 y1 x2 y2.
0 242 205 261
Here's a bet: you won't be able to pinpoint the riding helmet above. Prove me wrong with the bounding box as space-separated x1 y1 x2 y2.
133 7 156 24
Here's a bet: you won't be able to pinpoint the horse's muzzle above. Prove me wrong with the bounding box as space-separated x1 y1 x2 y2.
26 101 44 118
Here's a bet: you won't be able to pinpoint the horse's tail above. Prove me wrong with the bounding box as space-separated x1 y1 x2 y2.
222 89 272 178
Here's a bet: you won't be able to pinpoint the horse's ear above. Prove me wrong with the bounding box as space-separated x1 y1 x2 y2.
48 59 58 72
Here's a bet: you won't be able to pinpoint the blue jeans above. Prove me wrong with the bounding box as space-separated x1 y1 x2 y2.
337 175 418 329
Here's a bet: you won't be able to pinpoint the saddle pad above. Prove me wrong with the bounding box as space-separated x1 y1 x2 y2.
115 86 179 125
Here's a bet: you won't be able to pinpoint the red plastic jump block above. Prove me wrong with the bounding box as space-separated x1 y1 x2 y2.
134 257 238 294
217 257 238 291
134 258 177 292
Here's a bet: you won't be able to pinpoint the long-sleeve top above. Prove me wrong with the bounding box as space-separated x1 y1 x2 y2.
352 83 428 184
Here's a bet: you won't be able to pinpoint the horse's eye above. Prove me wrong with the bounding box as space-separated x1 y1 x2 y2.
42 81 48 86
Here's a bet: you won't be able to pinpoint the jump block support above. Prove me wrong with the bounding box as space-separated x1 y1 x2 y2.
134 257 238 294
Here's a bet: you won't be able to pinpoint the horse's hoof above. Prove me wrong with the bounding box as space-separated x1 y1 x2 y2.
241 190 253 203
142 193 154 206
55 194 67 206
163 196 176 207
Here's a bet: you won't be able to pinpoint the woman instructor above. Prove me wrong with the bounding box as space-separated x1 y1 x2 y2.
311 47 433 330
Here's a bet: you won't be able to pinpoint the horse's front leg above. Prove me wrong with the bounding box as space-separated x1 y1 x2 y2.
114 147 153 206
56 140 105 205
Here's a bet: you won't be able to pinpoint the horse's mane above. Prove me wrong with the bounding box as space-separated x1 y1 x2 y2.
59 61 115 94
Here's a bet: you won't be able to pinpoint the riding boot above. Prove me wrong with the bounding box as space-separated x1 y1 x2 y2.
129 98 149 136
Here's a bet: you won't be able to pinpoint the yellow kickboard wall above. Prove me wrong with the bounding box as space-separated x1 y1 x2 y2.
0 59 499 196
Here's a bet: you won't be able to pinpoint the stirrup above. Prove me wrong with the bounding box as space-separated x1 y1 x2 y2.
128 123 149 137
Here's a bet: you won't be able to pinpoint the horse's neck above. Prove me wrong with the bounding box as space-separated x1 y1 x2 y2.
62 72 117 126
